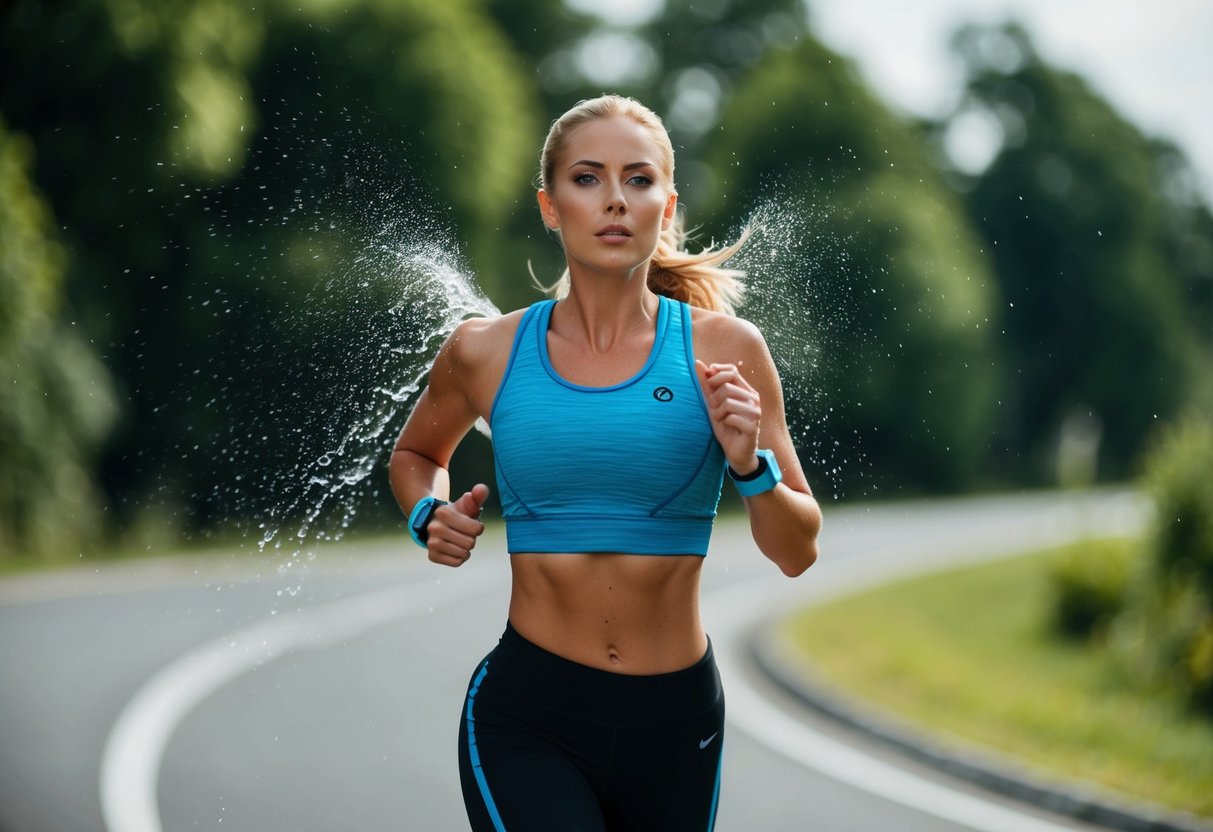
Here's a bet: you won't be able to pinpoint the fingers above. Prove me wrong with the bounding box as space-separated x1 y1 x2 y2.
696 363 761 419
427 519 479 567
429 484 490 568
697 360 761 469
453 483 489 518
697 361 756 396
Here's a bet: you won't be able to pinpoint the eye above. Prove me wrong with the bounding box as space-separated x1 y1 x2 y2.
627 174 654 187
573 172 598 185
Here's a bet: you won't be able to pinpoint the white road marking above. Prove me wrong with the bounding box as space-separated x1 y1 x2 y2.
98 572 500 832
706 570 1088 832
99 493 1142 832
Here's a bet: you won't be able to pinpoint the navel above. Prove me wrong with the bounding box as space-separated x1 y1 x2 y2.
606 644 623 666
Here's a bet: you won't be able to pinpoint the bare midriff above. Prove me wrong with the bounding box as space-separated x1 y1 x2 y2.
508 552 708 676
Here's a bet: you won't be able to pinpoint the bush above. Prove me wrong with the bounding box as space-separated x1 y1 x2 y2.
1129 416 1213 711
1048 539 1135 639
1143 417 1213 597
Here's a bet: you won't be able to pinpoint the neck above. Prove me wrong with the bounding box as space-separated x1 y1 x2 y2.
556 274 659 354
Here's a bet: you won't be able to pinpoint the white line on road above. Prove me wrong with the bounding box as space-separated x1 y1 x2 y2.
706 563 1099 832
98 573 500 832
100 493 1141 832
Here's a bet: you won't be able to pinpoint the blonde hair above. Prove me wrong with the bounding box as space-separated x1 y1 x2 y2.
537 94 747 315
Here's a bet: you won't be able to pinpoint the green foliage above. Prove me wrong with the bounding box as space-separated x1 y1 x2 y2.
1143 417 1213 596
638 0 808 152
1116 416 1213 711
785 540 1213 816
943 23 1213 481
0 116 117 559
702 38 1002 490
1047 538 1134 638
1065 418 1213 715
1 0 539 533
3 1 1212 554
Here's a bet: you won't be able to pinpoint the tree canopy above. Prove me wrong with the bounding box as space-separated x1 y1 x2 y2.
940 23 1213 480
2 6 1211 558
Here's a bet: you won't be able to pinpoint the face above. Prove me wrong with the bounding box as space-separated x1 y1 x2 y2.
538 116 678 279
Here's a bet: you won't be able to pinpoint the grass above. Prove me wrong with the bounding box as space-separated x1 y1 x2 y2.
0 520 409 581
782 539 1213 818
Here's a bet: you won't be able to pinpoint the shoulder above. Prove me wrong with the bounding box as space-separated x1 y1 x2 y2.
426 306 534 417
690 307 769 366
441 307 531 369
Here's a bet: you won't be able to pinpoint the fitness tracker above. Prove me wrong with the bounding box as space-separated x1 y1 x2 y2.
408 496 447 548
728 449 782 497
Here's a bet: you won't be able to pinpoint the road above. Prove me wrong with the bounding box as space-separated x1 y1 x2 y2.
0 490 1144 832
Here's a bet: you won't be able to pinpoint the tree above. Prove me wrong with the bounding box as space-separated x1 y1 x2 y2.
701 36 1003 493
0 115 117 559
0 0 540 536
939 22 1213 480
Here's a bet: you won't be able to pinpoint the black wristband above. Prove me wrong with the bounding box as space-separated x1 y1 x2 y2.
728 455 768 482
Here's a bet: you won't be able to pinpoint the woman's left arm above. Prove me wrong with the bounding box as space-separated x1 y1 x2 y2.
696 317 821 577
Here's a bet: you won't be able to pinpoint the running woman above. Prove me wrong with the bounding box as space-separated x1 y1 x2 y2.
389 94 821 831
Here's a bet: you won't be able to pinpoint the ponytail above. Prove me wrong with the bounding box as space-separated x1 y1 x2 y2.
647 210 748 315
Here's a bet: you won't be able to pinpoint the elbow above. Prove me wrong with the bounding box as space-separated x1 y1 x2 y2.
779 543 818 578
388 447 410 473
780 502 821 577
389 446 428 480
388 448 408 485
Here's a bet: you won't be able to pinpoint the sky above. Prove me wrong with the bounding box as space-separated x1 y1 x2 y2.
807 0 1213 200
567 0 1213 203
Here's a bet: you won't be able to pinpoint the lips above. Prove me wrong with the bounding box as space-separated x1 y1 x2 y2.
595 225 632 239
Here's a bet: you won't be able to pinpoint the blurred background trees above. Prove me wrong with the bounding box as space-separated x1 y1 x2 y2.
937 23 1213 483
2 0 1211 561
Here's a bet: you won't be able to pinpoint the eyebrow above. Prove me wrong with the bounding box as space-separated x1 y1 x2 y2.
567 160 656 171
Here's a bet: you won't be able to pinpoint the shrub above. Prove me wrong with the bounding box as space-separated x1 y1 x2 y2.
1142 417 1213 597
1133 416 1213 711
1048 539 1135 639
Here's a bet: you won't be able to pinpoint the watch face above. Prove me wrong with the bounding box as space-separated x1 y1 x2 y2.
413 502 432 534
410 498 438 545
408 498 449 547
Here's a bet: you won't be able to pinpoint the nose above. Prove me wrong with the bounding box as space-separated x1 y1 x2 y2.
605 182 627 214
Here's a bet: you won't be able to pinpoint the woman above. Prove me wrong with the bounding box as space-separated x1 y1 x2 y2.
389 94 821 831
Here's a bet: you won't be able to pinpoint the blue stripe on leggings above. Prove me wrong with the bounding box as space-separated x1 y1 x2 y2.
706 738 723 831
466 660 507 831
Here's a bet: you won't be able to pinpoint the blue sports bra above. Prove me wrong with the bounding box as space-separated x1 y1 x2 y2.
489 296 726 555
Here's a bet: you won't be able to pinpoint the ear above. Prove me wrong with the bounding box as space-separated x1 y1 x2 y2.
661 190 679 231
537 189 559 230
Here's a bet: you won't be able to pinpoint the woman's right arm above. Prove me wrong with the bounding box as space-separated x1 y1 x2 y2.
389 318 493 567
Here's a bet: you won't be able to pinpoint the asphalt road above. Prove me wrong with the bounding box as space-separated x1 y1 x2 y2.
0 490 1144 832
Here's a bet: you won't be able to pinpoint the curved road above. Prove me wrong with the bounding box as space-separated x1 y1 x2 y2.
0 491 1143 832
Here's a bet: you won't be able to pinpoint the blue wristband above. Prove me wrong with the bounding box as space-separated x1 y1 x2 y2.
407 496 447 548
728 449 782 497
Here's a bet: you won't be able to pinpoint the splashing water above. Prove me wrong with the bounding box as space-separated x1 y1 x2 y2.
237 195 862 574
731 189 870 501
189 116 864 594
255 233 498 558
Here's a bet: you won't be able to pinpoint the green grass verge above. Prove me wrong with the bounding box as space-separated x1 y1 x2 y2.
782 539 1213 818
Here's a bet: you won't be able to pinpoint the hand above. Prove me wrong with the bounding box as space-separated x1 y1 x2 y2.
427 483 490 568
695 360 761 474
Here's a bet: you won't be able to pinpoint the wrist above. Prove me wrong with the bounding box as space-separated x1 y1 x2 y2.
728 455 760 477
407 496 447 548
728 449 782 497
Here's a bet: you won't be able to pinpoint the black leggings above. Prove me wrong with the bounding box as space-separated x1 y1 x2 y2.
457 621 726 832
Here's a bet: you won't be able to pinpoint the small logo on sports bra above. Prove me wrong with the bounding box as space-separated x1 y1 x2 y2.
699 731 719 749
653 386 674 402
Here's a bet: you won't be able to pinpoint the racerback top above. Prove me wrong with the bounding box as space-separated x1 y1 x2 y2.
489 295 726 555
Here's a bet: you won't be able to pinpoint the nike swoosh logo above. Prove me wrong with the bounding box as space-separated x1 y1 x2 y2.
698 732 719 749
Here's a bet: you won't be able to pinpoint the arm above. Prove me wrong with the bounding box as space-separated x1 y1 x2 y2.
695 318 821 577
389 319 492 567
